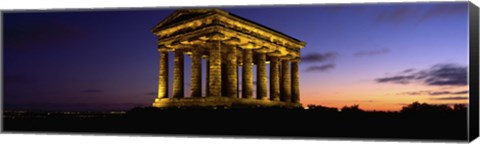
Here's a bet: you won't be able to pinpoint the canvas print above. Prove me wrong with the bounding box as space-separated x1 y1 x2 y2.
2 1 478 142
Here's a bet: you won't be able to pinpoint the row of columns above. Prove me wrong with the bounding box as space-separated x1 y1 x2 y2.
157 45 300 103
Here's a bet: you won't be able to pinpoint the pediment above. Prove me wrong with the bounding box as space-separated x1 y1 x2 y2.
152 8 306 55
152 9 223 33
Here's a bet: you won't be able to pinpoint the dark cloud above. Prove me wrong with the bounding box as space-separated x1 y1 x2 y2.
301 52 336 63
429 91 454 95
431 96 469 101
376 75 416 84
398 90 469 96
424 64 467 86
81 89 102 93
401 68 415 74
305 64 335 72
452 90 469 95
430 90 469 95
301 52 337 73
397 91 430 96
376 64 467 86
354 48 390 57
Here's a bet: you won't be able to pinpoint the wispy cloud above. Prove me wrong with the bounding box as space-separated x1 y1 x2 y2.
397 90 469 96
401 68 415 74
305 64 335 72
301 52 337 73
376 75 416 84
301 52 336 63
354 48 390 57
376 63 467 86
430 96 469 101
424 64 467 86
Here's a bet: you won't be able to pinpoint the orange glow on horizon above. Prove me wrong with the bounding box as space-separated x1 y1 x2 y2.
299 80 469 111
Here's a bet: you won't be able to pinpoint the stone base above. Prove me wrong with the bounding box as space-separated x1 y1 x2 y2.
152 97 302 108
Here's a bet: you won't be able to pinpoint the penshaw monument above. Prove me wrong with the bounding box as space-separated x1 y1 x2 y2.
151 9 306 108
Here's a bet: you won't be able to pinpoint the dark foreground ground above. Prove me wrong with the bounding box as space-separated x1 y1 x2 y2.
3 105 468 141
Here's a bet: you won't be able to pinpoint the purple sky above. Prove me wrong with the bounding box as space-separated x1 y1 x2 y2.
3 2 469 112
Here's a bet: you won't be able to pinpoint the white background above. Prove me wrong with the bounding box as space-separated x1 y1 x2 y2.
0 0 478 144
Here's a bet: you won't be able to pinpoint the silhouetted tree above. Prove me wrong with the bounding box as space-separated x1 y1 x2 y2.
306 104 339 112
453 104 467 112
340 104 364 113
400 101 462 114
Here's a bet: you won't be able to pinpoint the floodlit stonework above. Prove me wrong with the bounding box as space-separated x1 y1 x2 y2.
152 9 306 108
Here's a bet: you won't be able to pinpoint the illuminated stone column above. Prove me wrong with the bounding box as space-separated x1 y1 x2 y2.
172 50 184 98
281 60 291 102
221 62 228 97
242 49 253 99
226 47 238 98
190 50 202 98
256 53 267 100
269 57 281 101
157 50 169 99
208 42 222 97
206 60 210 96
237 62 240 98
291 61 300 103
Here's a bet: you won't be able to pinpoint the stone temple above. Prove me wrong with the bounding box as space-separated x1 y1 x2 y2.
151 9 306 108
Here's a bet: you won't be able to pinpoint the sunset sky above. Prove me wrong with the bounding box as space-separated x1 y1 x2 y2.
3 2 469 111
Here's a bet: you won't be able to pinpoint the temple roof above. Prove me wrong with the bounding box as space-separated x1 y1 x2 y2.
152 9 305 45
